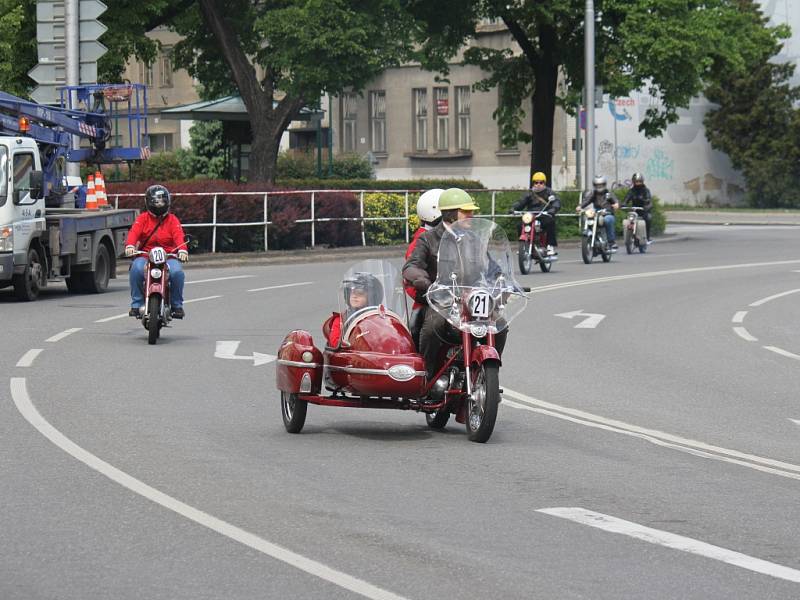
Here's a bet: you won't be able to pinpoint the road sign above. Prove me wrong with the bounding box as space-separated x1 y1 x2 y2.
30 0 108 104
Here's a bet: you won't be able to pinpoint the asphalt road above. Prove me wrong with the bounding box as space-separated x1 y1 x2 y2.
2 224 799 599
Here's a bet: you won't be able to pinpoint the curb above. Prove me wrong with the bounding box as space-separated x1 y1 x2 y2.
666 219 800 226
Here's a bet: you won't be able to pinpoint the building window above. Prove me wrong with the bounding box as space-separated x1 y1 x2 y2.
434 87 449 151
455 86 470 151
369 91 386 153
341 92 358 152
159 49 173 88
139 61 154 87
413 88 427 151
148 133 173 152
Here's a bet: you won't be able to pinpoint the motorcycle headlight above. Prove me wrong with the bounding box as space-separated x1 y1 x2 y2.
150 268 162 279
523 225 532 232
0 225 12 252
521 212 534 224
585 208 596 219
469 323 488 338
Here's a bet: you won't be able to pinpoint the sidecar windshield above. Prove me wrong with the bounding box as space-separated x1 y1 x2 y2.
337 259 407 328
426 218 527 333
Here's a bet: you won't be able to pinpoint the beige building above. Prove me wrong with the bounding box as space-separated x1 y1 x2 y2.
332 23 579 190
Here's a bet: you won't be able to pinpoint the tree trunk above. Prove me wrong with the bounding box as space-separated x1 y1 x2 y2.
530 28 559 185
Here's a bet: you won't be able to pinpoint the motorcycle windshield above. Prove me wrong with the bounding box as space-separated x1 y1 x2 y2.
427 218 527 334
337 259 407 328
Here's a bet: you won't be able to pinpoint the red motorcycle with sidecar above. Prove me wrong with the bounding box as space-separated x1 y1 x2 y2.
275 218 528 443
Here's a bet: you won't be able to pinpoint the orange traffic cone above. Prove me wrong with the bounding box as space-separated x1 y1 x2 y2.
95 171 108 208
86 175 97 210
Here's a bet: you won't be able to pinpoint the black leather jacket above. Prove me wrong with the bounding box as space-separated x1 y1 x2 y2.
580 190 619 211
512 187 561 215
624 185 653 211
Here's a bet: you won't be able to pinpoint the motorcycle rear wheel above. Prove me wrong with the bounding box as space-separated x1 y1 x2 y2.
466 362 500 443
639 239 647 254
147 295 160 345
281 391 308 433
518 241 532 274
581 237 593 264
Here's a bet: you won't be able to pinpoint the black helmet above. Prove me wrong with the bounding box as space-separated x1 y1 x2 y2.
592 175 607 192
343 272 384 308
632 172 645 185
145 185 171 217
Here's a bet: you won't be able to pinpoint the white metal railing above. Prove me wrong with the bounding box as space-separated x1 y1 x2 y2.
111 188 574 253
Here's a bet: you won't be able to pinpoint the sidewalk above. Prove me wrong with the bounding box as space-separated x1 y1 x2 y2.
665 210 800 226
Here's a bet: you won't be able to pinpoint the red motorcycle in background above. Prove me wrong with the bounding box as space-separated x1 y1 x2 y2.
275 220 528 443
514 197 557 274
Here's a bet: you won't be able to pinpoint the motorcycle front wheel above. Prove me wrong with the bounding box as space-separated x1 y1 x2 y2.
281 391 308 433
624 228 634 254
147 295 160 345
581 236 593 264
518 241 532 274
466 362 500 443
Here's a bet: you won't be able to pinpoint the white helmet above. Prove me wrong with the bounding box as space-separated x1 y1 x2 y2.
416 188 443 224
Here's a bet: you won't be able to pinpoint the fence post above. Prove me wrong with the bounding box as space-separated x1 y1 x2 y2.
264 192 269 252
404 191 409 243
113 195 118 210
212 194 218 253
359 191 366 247
310 191 315 248
491 190 496 222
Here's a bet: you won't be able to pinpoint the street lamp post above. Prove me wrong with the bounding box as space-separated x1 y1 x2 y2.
584 0 595 189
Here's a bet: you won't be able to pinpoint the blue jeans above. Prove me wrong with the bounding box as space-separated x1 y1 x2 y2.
603 213 616 243
129 257 185 308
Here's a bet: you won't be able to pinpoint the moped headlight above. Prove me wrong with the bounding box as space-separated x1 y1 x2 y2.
585 208 596 219
149 268 162 279
523 225 532 232
469 324 488 338
521 212 533 224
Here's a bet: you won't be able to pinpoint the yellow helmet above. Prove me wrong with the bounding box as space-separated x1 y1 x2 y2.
438 188 479 211
531 172 547 184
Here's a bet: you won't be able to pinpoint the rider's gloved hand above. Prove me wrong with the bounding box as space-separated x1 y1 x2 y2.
413 277 431 292
575 206 582 213
178 250 189 263
124 245 135 257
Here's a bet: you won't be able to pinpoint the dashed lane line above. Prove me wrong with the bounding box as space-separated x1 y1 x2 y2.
9 377 410 600
186 275 254 285
45 328 82 343
538 507 800 583
94 295 223 323
247 281 313 293
749 288 800 307
764 346 800 361
733 327 757 342
16 349 43 368
731 311 747 324
503 389 800 482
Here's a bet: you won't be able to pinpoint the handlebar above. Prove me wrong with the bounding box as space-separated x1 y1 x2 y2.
620 206 646 212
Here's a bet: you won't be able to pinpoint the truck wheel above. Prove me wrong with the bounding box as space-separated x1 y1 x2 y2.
79 243 111 293
13 248 45 301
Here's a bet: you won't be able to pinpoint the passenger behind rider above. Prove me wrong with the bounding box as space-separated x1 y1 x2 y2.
403 188 508 381
124 185 189 318
576 175 620 250
509 171 561 255
326 273 384 348
624 172 653 243
405 189 443 349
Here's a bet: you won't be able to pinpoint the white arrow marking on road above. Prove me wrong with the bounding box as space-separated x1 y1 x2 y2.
554 309 606 329
538 507 800 583
214 341 276 366
790 419 800 426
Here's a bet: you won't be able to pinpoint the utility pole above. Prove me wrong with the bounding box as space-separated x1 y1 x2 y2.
65 0 80 177
584 0 595 188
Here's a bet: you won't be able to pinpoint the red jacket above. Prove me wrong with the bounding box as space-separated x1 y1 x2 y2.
404 227 427 309
327 314 343 348
125 212 187 254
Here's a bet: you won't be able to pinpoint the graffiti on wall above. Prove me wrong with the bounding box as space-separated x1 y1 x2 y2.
645 149 674 181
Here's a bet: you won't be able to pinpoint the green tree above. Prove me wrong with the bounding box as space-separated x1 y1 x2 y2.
406 0 785 184
703 2 800 207
0 0 36 96
187 120 227 179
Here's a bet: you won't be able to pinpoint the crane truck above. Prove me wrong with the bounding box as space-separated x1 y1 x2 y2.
0 83 149 300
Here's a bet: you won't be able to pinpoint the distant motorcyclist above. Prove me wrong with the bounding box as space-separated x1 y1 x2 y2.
124 185 188 318
403 188 507 381
510 171 561 255
577 175 620 250
405 189 443 348
624 172 653 243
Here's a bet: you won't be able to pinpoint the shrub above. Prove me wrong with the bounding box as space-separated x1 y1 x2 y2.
331 153 374 179
364 192 408 245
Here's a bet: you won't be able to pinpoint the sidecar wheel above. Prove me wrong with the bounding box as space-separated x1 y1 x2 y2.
281 391 307 433
425 408 450 430
465 362 500 443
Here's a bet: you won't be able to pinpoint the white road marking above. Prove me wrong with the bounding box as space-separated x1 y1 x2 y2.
16 349 43 368
248 281 313 293
733 327 757 342
503 389 800 481
764 346 800 361
528 259 800 296
749 288 800 307
46 328 82 343
214 341 276 366
731 311 747 323
9 378 409 600
789 419 800 426
95 295 222 323
537 507 800 584
187 275 254 285
95 312 130 323
554 309 606 329
184 295 222 304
